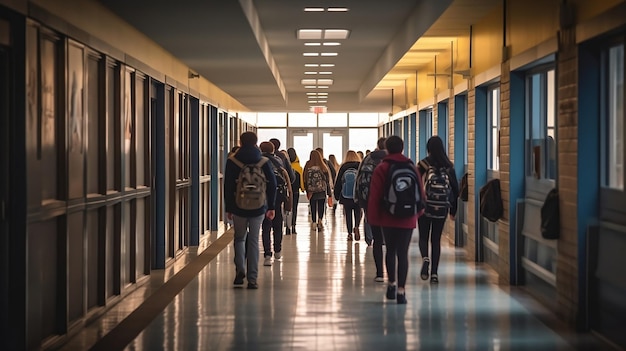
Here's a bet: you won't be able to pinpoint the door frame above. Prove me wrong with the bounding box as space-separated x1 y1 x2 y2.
288 127 348 162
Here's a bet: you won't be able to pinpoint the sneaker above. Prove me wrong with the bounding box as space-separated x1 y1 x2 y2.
263 257 272 266
275 251 282 260
374 276 385 283
396 293 407 304
347 234 353 241
420 258 430 281
354 227 360 241
233 271 245 287
317 219 324 230
386 284 397 300
247 282 258 289
291 226 297 234
430 274 439 284
285 227 291 235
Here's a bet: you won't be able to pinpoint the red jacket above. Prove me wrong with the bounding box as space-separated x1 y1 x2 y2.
367 152 426 228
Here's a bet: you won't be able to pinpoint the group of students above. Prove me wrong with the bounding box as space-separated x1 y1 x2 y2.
224 131 459 305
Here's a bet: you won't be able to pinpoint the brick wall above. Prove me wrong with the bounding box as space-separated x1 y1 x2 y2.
466 83 477 262
498 61 511 284
556 27 579 326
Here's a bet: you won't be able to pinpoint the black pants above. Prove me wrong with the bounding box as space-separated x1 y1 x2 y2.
371 225 384 278
342 199 362 233
310 198 325 221
382 227 413 288
417 216 446 275
291 189 299 227
262 198 284 257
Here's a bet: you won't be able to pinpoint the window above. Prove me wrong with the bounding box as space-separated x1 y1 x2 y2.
487 86 500 171
526 67 556 180
605 44 624 190
257 112 287 127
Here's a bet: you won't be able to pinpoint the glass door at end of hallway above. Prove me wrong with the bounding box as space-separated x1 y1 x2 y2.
289 129 346 164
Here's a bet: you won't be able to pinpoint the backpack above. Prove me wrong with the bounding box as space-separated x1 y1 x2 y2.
355 152 385 207
341 167 358 199
479 179 503 222
306 166 327 193
420 160 452 219
228 155 269 210
382 160 423 218
541 188 560 239
268 155 288 199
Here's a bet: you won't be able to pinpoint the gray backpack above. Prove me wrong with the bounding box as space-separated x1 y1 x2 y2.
229 155 269 210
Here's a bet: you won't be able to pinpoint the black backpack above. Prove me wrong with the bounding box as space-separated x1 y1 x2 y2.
459 172 469 202
268 155 288 199
541 188 560 239
420 160 452 219
479 179 503 222
355 152 385 207
382 160 424 218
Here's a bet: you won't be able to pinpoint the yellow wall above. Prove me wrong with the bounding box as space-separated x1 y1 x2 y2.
472 5 503 75
508 0 560 57
574 0 624 22
31 0 249 113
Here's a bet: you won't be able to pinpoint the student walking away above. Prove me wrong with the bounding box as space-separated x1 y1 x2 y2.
259 142 293 267
270 138 295 186
334 150 362 241
417 135 459 284
355 137 387 281
287 148 304 234
224 132 277 289
303 150 333 231
328 154 341 213
367 135 425 304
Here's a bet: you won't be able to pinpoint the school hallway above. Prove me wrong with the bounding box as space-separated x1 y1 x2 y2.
60 200 607 351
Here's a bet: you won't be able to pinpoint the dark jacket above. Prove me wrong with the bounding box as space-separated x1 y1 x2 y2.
367 152 425 228
275 151 296 186
224 145 277 217
417 155 460 217
334 161 360 203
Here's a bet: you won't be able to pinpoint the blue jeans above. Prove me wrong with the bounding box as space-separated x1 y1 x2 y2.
233 214 264 284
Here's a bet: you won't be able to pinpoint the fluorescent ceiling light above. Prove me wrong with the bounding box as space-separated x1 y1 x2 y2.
317 92 328 95
319 71 332 75
304 85 317 89
320 63 335 67
327 7 349 12
306 92 317 95
323 42 341 46
304 7 324 12
321 52 338 57
317 100 328 103
304 71 318 75
303 52 319 57
305 63 319 67
308 100 318 104
302 79 333 85
317 86 329 89
305 42 321 46
298 29 350 40
298 29 323 40
324 29 350 40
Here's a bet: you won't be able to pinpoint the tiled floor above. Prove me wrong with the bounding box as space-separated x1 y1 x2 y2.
62 202 609 351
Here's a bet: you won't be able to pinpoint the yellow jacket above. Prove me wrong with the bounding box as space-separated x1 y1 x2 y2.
291 156 305 191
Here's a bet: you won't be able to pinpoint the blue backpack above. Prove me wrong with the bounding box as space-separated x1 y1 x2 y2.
341 167 358 199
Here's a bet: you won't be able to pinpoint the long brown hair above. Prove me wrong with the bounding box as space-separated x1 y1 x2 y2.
342 150 360 164
304 150 331 179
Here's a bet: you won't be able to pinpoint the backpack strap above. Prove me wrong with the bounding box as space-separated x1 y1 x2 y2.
228 155 268 169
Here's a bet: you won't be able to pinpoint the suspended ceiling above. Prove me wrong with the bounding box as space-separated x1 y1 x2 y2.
97 0 499 113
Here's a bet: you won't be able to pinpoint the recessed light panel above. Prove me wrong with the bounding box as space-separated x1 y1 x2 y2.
320 63 335 67
304 7 324 12
323 42 341 46
297 29 322 40
305 42 321 46
303 52 319 57
324 29 350 40
327 7 349 12
321 52 338 57
305 63 319 67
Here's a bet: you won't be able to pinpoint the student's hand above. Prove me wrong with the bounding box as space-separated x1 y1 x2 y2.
266 210 275 220
227 212 233 220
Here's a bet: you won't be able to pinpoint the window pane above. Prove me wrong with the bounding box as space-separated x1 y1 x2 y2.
256 129 287 150
257 112 286 127
288 112 317 127
349 128 379 155
608 45 624 190
349 113 379 127
319 112 347 127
